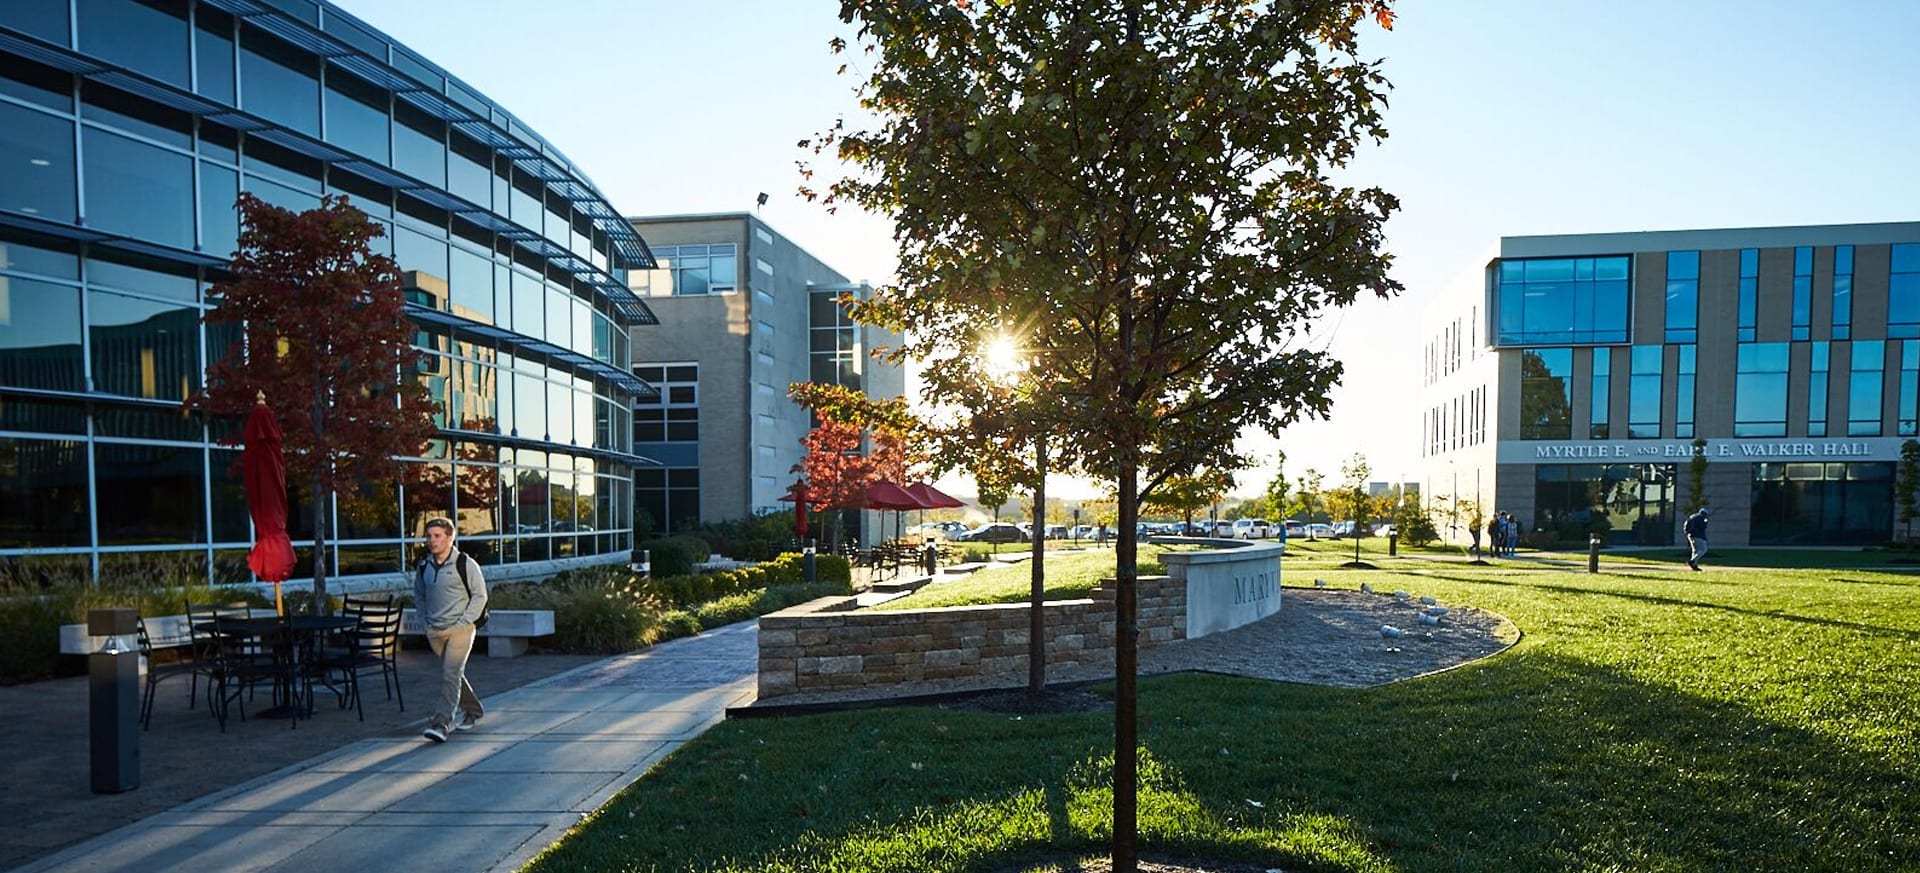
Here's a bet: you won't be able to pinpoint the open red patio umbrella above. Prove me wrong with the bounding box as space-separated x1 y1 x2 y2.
904 481 966 539
242 393 296 614
865 480 929 548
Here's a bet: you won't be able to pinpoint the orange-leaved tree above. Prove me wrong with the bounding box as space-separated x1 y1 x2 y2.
193 193 437 612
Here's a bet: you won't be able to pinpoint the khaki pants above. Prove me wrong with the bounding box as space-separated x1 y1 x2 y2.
425 623 483 731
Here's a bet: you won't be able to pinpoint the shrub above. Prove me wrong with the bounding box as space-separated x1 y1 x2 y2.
642 539 694 577
1522 529 1562 550
691 582 851 630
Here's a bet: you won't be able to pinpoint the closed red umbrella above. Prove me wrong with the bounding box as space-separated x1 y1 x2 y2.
242 394 296 614
779 480 811 539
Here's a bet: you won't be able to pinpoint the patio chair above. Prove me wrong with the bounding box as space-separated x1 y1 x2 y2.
184 600 252 717
310 595 405 721
207 616 297 732
137 617 201 730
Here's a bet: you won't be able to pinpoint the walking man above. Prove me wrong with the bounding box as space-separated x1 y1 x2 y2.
415 517 487 742
1684 506 1710 571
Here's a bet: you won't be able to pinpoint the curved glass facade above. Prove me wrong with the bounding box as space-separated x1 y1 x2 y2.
0 0 656 584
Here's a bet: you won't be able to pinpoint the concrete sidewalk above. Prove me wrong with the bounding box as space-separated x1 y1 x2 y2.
10 622 759 873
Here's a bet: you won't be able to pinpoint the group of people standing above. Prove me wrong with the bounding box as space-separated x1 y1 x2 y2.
1485 511 1521 557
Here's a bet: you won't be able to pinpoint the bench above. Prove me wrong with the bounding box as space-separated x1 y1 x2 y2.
59 609 275 656
399 609 554 658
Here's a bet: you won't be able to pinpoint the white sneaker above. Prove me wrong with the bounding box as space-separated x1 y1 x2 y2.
454 712 479 732
422 724 448 743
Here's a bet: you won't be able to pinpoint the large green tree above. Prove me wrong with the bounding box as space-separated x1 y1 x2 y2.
194 194 436 612
808 2 1398 867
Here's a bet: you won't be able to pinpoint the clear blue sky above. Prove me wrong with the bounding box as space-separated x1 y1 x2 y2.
333 0 1920 498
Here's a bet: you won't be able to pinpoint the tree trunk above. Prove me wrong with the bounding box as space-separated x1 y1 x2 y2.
1113 444 1140 872
1029 436 1046 694
310 468 329 616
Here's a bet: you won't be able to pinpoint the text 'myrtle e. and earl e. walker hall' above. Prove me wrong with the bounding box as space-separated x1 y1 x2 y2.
1423 221 1920 548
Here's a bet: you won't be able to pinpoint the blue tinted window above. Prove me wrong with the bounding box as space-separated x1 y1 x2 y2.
0 0 72 45
1496 256 1631 345
393 102 446 188
0 102 77 223
194 8 236 104
1664 251 1698 343
1832 245 1853 340
1628 345 1662 438
78 0 190 88
1892 245 1920 339
239 24 318 135
511 269 542 335
0 234 79 278
1849 340 1884 436
1737 248 1758 342
87 289 200 400
448 246 494 324
1735 342 1789 437
0 57 73 111
1675 344 1696 438
1809 342 1830 437
1590 349 1610 438
323 72 390 163
86 251 196 302
393 225 448 283
82 82 192 149
83 129 194 249
1791 246 1812 341
0 277 84 390
448 135 492 207
1903 341 1918 437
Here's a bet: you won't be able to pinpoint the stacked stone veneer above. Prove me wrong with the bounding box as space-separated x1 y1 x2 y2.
756 575 1189 699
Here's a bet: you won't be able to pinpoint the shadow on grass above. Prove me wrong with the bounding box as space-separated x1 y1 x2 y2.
528 648 1917 873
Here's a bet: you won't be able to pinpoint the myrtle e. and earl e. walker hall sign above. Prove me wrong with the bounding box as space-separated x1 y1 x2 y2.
1497 438 1902 465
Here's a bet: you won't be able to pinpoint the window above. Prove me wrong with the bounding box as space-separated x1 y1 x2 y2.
632 244 738 296
635 467 700 534
633 364 698 443
194 8 235 104
1808 341 1829 437
1750 462 1893 546
1902 341 1917 437
0 0 72 46
1891 244 1920 340
1496 256 1630 346
1519 348 1572 439
1734 342 1788 437
1664 251 1698 344
393 101 446 188
0 437 90 547
78 0 191 89
1533 463 1674 546
1791 246 1812 341
93 443 206 545
1589 349 1610 439
1848 340 1883 436
1675 344 1695 439
86 289 199 401
0 277 84 391
0 102 77 223
323 70 390 163
239 23 319 136
1737 248 1757 342
810 286 864 390
1628 345 1662 438
1832 245 1853 340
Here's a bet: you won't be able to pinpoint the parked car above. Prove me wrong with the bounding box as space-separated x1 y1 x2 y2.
1305 523 1334 539
1045 525 1069 540
1282 520 1307 538
957 522 1026 543
1233 518 1272 539
1373 523 1397 537
1211 520 1236 537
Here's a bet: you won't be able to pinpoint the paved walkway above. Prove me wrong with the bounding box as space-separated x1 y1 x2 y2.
9 622 759 873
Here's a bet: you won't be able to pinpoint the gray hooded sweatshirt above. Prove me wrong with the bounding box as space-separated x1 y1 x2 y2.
414 547 487 631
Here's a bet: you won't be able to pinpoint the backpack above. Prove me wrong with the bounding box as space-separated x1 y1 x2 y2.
421 553 489 629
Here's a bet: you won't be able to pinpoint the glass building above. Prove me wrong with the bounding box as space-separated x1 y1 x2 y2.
0 0 658 586
1422 222 1920 548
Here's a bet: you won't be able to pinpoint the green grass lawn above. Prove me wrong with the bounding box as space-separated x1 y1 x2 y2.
872 545 1179 610
526 552 1920 873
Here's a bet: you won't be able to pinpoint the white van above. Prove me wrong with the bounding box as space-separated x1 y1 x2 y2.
1232 518 1272 539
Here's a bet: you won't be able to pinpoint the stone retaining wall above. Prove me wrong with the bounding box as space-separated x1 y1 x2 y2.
757 576 1188 699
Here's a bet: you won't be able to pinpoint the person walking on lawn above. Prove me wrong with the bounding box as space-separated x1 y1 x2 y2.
1684 506 1710 571
415 517 487 742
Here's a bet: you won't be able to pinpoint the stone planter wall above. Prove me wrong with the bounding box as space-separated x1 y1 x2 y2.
757 575 1188 699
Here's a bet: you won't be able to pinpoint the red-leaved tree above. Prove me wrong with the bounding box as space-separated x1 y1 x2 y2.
194 193 437 611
